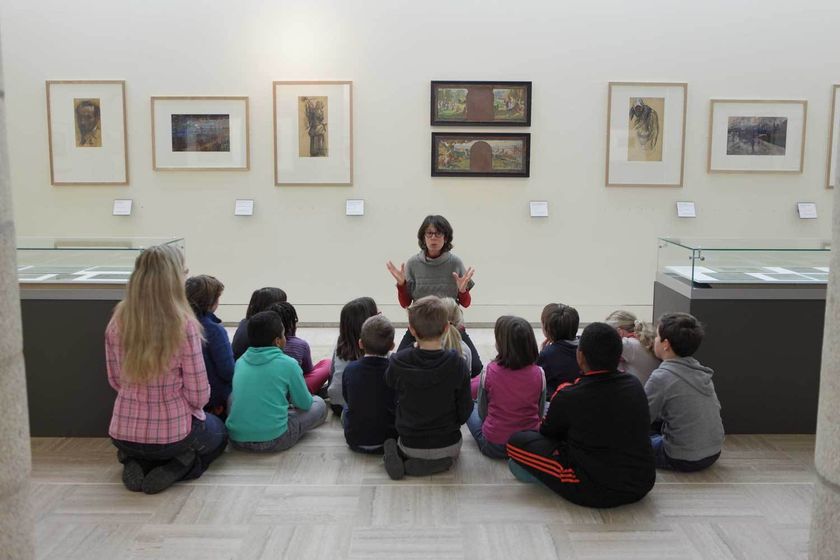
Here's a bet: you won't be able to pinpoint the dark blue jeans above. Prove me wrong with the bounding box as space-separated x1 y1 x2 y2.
112 414 228 481
650 434 720 472
466 404 508 459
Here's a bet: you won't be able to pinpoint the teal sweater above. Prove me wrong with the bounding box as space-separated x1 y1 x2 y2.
226 346 313 442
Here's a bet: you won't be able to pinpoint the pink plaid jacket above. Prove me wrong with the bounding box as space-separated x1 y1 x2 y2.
106 319 209 444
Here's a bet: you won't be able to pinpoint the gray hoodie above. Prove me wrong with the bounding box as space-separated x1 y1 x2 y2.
645 356 724 461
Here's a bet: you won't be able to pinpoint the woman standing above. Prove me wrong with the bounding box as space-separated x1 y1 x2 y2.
107 244 228 494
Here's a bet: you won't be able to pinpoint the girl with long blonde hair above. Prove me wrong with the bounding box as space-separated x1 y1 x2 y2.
107 244 227 494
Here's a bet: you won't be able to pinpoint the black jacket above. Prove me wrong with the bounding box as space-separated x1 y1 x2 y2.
536 339 581 397
342 356 398 447
542 370 655 497
385 347 472 449
232 318 249 361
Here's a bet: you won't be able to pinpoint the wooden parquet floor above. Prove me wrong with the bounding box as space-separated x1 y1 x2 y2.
30 429 815 559
28 328 816 559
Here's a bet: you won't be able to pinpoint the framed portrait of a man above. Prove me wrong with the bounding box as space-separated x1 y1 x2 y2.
273 81 353 185
46 80 128 185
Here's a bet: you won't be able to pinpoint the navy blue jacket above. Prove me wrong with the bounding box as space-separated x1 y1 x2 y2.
342 356 398 448
537 339 581 398
197 312 235 408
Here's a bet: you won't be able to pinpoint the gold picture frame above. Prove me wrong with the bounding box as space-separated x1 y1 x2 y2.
46 80 128 185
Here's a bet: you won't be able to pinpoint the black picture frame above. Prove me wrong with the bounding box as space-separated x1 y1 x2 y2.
431 132 530 177
430 81 532 126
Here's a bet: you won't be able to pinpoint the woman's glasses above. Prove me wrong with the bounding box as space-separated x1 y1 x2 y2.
424 231 444 239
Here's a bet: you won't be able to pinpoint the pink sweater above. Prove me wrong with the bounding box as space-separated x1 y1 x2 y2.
481 362 545 445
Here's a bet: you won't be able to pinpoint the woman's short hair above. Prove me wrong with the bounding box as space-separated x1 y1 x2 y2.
416 215 453 255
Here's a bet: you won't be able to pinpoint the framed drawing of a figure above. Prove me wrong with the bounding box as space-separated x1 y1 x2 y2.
151 96 250 171
606 82 687 187
46 80 128 185
826 85 839 188
273 81 353 185
708 99 807 173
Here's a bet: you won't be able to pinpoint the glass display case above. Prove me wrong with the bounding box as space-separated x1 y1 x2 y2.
657 237 830 288
17 236 185 285
18 236 185 436
653 237 828 434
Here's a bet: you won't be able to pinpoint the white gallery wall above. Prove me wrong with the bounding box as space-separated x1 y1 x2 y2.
2 0 838 324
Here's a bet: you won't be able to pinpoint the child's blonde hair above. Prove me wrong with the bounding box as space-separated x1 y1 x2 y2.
440 297 464 354
111 244 199 383
605 310 655 354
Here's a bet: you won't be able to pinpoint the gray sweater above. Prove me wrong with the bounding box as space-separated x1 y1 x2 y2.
405 251 473 301
645 356 724 461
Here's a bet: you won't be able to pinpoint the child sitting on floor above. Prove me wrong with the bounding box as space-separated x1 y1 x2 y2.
270 302 331 395
606 310 660 386
647 312 724 471
467 315 545 459
226 311 327 452
327 297 379 415
342 314 398 453
536 303 581 398
383 296 472 479
185 274 234 418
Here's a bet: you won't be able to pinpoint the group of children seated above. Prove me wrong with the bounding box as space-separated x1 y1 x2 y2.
184 275 724 508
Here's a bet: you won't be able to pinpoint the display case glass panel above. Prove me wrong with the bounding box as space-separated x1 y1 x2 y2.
17 237 184 284
657 237 830 286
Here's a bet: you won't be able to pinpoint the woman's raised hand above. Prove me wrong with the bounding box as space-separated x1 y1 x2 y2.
386 261 406 285
453 266 475 293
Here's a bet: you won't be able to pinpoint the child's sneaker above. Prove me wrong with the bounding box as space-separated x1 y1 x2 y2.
121 459 145 492
383 439 405 480
141 451 195 494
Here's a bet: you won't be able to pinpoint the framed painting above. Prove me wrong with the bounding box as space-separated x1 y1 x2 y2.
826 85 839 188
431 132 530 177
151 96 250 171
273 81 353 185
431 81 532 126
46 80 128 185
708 99 807 173
606 82 687 187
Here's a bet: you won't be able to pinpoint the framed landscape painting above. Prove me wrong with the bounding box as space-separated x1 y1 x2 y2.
708 99 807 173
431 81 532 126
827 85 839 188
273 81 353 185
151 96 250 171
431 132 530 177
606 82 687 187
46 80 128 185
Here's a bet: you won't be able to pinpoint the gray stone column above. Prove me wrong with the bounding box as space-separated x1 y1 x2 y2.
811 146 840 559
0 34 35 558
